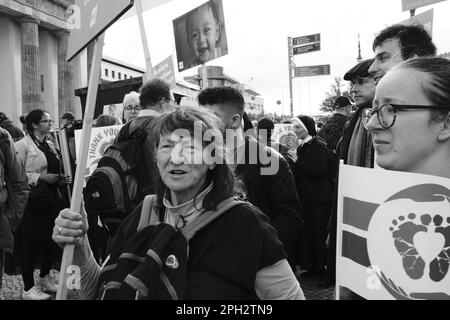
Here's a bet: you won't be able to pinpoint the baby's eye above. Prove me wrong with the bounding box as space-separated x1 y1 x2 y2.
191 32 199 40
159 144 172 150
204 27 211 34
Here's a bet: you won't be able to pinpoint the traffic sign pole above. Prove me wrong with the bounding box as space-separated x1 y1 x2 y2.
288 37 294 116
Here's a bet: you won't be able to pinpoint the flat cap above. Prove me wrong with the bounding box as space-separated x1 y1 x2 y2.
344 59 375 81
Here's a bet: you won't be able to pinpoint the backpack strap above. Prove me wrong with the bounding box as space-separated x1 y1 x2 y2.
181 197 247 240
138 196 247 239
137 194 159 232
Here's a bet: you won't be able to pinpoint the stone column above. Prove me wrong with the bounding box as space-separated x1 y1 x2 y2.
21 17 42 114
56 30 77 117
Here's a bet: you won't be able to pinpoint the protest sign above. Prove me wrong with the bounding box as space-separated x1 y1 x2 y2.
67 0 133 61
74 125 123 179
336 164 450 300
173 0 229 72
154 56 176 88
272 124 299 151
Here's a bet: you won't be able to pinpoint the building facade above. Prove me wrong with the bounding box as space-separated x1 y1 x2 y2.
0 0 87 128
184 66 265 117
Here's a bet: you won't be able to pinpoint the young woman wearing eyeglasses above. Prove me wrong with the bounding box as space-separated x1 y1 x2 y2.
14 109 71 300
363 57 450 178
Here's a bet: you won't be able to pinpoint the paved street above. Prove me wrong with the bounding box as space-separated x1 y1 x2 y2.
1 269 334 300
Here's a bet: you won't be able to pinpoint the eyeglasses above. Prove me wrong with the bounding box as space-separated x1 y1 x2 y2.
362 104 450 129
124 105 141 112
40 119 53 124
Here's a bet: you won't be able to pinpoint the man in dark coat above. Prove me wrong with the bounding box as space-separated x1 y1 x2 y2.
318 97 352 151
199 87 304 269
0 128 29 298
325 59 376 288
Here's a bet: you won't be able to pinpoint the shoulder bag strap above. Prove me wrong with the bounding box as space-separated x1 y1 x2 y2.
181 198 247 240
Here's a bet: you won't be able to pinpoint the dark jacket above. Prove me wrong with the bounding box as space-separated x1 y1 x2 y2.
0 128 29 252
291 137 335 205
0 120 24 143
234 137 304 247
115 115 160 198
318 113 349 151
106 200 285 299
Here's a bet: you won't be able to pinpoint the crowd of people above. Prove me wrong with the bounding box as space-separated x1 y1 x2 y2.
0 23 449 300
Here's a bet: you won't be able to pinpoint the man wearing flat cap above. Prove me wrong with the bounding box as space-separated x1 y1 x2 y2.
339 58 376 167
325 58 376 288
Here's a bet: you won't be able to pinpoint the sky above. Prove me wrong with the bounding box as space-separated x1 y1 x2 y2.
102 0 450 116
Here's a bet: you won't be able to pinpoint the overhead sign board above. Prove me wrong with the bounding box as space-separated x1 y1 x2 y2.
292 33 320 46
292 43 321 55
400 8 434 35
67 0 134 61
401 0 446 11
295 64 330 77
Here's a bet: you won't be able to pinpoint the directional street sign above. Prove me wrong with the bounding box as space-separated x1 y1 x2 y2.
400 8 434 35
294 64 330 77
292 43 321 55
292 33 320 46
401 0 446 11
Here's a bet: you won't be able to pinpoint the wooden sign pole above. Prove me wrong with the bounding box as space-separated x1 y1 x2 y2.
201 64 208 89
56 33 105 300
136 0 154 82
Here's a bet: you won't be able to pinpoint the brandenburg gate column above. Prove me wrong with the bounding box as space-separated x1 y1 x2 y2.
21 17 42 113
56 29 77 117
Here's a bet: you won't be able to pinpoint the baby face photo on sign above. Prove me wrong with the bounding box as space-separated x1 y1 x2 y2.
173 0 229 72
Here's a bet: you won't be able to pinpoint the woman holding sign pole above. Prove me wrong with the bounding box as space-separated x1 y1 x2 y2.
52 107 305 300
363 57 450 178
15 110 71 300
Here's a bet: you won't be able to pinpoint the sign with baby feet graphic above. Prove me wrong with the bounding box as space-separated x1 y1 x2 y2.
336 164 450 300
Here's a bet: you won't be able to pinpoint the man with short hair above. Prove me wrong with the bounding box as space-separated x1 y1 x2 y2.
60 112 76 128
0 112 24 143
369 24 437 85
318 96 352 151
116 78 175 142
198 87 304 269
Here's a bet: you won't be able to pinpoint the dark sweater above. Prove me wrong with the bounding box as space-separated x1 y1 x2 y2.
235 137 304 247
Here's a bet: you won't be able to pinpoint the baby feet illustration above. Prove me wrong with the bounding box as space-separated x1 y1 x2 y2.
389 214 427 280
389 214 450 282
430 216 450 282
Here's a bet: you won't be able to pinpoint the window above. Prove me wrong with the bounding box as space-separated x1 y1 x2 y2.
124 74 128 79
40 75 44 92
118 72 122 80
105 69 109 77
112 71 115 79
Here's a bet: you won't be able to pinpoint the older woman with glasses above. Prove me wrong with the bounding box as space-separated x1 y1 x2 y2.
14 109 71 300
364 57 450 177
53 107 305 300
